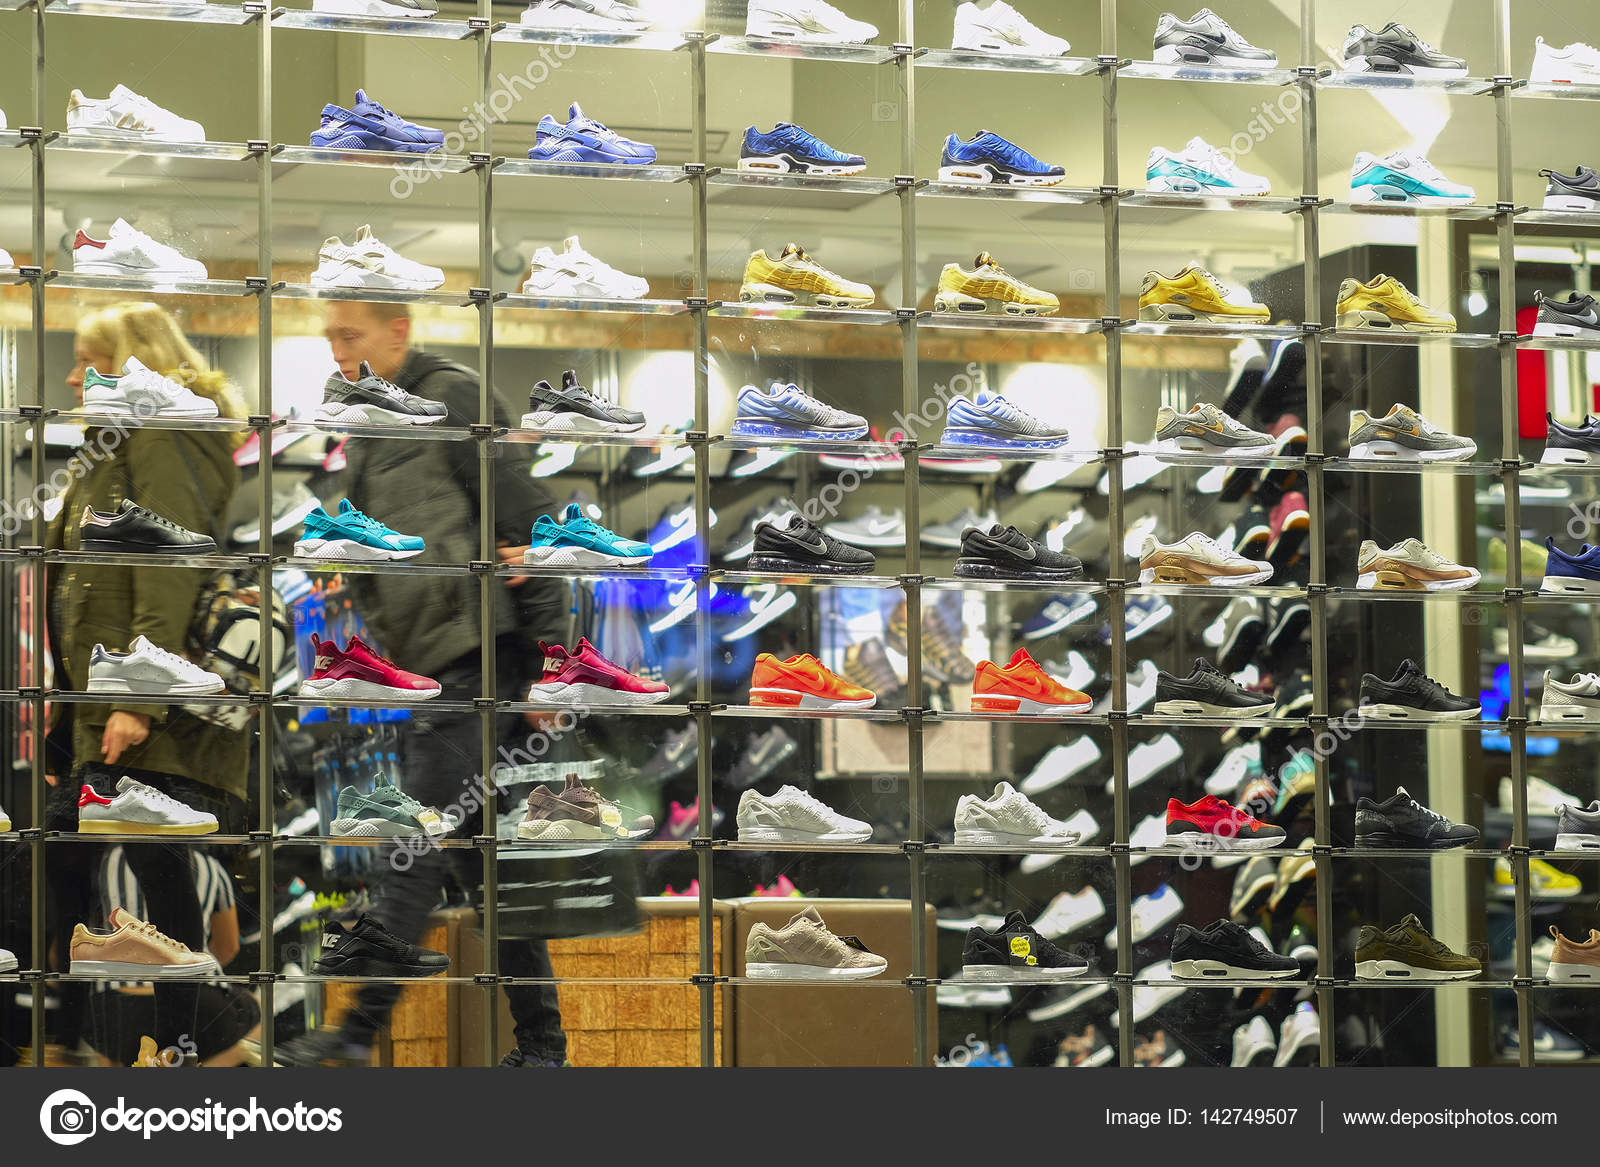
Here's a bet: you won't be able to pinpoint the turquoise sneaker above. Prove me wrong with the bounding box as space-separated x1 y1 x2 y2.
524 503 653 568
296 498 424 562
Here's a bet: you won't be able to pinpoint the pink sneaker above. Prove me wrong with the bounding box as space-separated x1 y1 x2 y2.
754 874 804 898
527 638 669 706
662 880 701 897
299 634 440 701
658 798 724 841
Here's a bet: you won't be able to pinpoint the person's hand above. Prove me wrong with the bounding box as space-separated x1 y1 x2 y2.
497 538 532 588
102 711 151 765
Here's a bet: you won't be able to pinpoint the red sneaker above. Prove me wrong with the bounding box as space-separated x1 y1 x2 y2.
1166 794 1286 852
299 633 440 701
527 638 669 706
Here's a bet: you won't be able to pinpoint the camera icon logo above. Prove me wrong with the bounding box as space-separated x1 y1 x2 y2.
40 1088 98 1146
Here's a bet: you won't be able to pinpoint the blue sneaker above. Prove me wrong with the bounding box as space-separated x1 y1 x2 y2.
739 122 865 175
525 503 653 568
941 389 1070 450
528 103 656 165
964 1044 1014 1067
939 129 1064 187
732 383 868 440
1021 593 1096 641
295 499 424 562
1349 149 1473 205
1541 537 1600 596
312 89 444 153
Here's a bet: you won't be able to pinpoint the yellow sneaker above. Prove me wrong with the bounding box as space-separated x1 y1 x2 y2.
740 242 874 309
132 1035 163 1067
934 251 1059 317
1336 274 1456 332
1137 265 1269 324
1494 855 1583 899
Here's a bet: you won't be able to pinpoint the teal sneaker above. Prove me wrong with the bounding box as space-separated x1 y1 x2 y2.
330 783 438 837
296 498 424 562
524 503 653 568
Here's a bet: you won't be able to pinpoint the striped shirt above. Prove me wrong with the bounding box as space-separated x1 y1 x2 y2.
96 848 236 988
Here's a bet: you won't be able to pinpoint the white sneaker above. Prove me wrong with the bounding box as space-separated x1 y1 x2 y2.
1274 1003 1319 1065
73 218 207 280
1146 136 1270 196
521 235 648 299
1020 737 1101 795
1020 809 1098 873
1531 36 1600 85
1127 813 1165 866
1231 1014 1276 1066
1126 658 1159 712
936 973 1012 1009
1107 731 1180 793
736 785 871 843
1357 538 1480 592
1539 670 1600 722
1139 530 1274 586
1107 884 1184 946
86 634 225 696
1204 741 1260 797
77 776 218 835
66 84 205 142
1501 774 1583 816
313 224 444 291
1350 149 1474 205
1113 960 1186 1026
0 947 15 972
746 0 877 44
81 356 219 418
1046 650 1094 693
312 0 438 17
954 781 1081 848
952 0 1068 55
0 248 11 267
1031 887 1105 939
521 0 648 29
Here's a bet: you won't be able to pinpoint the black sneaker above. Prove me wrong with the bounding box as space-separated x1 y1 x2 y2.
637 722 698 784
272 1028 368 1067
747 513 876 575
1215 597 1266 671
1359 658 1481 721
524 369 645 434
315 361 448 426
961 911 1087 981
1342 22 1467 77
1155 658 1272 718
954 523 1083 581
1355 785 1479 849
1171 919 1299 980
1532 291 1600 339
725 725 798 789
842 637 906 706
937 894 1008 932
312 914 450 978
1541 165 1600 212
1543 413 1600 465
1234 505 1270 560
78 498 217 555
498 1047 568 1067
1265 597 1309 655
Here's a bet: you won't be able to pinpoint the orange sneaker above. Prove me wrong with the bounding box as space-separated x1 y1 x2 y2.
750 652 876 709
972 648 1092 714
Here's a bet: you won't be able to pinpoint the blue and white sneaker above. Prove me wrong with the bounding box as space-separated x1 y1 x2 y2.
1021 593 1097 641
939 129 1064 187
732 383 868 440
1349 149 1474 205
525 503 653 568
311 89 443 153
739 122 865 175
941 389 1070 450
529 103 656 165
295 499 424 562
1146 136 1270 196
1541 537 1600 596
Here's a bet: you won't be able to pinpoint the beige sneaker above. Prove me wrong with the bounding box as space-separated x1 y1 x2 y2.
69 908 220 978
745 906 888 980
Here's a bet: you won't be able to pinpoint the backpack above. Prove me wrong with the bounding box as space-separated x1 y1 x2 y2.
183 573 296 731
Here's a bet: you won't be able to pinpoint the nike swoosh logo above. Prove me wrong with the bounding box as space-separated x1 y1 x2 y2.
866 521 896 534
785 532 828 554
1001 542 1037 560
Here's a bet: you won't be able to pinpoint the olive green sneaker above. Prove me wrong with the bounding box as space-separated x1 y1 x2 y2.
1355 913 1480 981
1487 536 1547 582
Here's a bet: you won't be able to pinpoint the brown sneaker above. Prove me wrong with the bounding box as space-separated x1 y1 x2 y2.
1548 925 1600 982
744 905 887 980
516 773 654 842
69 908 220 978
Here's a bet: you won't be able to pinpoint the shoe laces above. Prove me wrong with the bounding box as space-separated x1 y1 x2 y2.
129 918 195 953
999 790 1055 834
981 132 1047 172
1388 404 1439 434
1405 796 1446 824
1187 138 1238 178
141 639 201 676
120 501 188 535
344 506 398 539
125 781 195 816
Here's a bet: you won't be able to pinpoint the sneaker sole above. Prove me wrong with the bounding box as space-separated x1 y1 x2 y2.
522 545 652 568
936 163 1062 187
970 694 1092 714
737 154 866 176
1356 569 1479 591
745 554 873 575
961 963 1085 981
1354 830 1476 850
737 825 873 844
77 818 217 835
954 829 1080 848
295 537 423 562
1168 831 1285 852
329 816 425 837
738 282 874 309
1355 960 1480 981
1171 959 1297 980
520 410 645 434
1547 962 1600 981
744 962 886 980
301 677 441 701
953 560 1083 581
1360 703 1481 720
1554 833 1600 850
314 404 446 426
1541 575 1600 595
86 676 223 695
1153 699 1270 718
70 958 221 978
73 260 208 281
749 688 875 709
525 681 669 706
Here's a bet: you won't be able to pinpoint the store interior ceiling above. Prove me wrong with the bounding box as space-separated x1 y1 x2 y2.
0 0 1591 300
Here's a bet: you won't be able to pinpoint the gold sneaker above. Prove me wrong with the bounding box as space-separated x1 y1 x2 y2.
1138 265 1269 324
740 242 874 308
1336 274 1456 332
934 251 1059 316
69 907 220 978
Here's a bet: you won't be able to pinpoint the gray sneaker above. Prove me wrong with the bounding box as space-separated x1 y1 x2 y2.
921 506 998 549
1347 404 1475 462
314 360 448 427
1540 670 1600 722
823 505 906 548
522 369 644 434
1556 801 1600 851
745 906 888 980
1151 402 1273 455
330 783 440 838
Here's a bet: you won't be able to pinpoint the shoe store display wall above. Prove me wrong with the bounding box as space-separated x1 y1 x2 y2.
1 0 1600 1071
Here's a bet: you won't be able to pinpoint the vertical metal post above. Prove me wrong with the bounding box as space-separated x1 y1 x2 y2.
25 0 45 1068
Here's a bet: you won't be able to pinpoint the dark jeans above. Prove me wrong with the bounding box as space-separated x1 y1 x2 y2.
45 768 242 1052
339 645 566 1061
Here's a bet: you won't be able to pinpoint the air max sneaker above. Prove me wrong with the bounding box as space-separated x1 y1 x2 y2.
1146 135 1269 195
518 774 654 841
522 234 649 299
1349 149 1473 205
963 912 1086 980
70 908 220 978
1166 794 1286 851
1155 658 1272 717
312 224 443 291
1138 265 1268 324
740 242 874 307
955 523 1082 581
1531 290 1600 338
1493 855 1582 898
955 781 1082 847
740 122 865 174
296 499 424 562
316 361 447 426
523 369 644 433
526 503 652 568
732 382 868 438
737 785 871 843
1541 537 1600 594
79 498 216 555
77 777 218 835
1171 920 1298 979
748 513 875 575
1341 22 1467 77
1540 165 1600 211
1358 658 1479 720
301 633 441 701
745 0 877 44
1336 274 1455 332
750 652 875 709
520 0 647 30
1151 401 1271 455
530 638 669 705
1357 538 1479 591
952 0 1069 55
824 506 906 548
1356 914 1480 980
939 129 1064 186
74 218 206 280
934 251 1059 316
1356 786 1478 849
1548 925 1600 980
1531 37 1600 85
1347 404 1475 461
67 85 204 141
87 635 223 695
529 102 655 164
1152 8 1277 67
1542 672 1600 722
972 648 1092 714
941 389 1069 449
312 89 443 153
1138 531 1273 585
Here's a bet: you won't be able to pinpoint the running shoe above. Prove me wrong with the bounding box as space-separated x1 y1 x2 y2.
529 638 669 705
1358 658 1480 720
1531 291 1600 338
737 785 871 843
1346 404 1474 461
1139 265 1268 324
954 523 1082 581
1493 855 1582 899
1336 273 1455 332
1349 149 1473 205
1530 37 1600 85
330 783 448 837
732 382 867 438
296 499 424 562
520 0 648 31
73 218 206 280
954 781 1082 847
69 908 220 979
1541 537 1600 594
67 84 204 141
1166 794 1286 851
312 224 443 291
745 907 887 980
1146 135 1269 195
525 503 652 568
940 388 1070 449
823 506 906 548
1150 401 1272 455
1020 593 1097 640
300 633 440 701
1541 165 1600 211
962 911 1086 980
518 774 654 841
934 252 1059 316
952 0 1069 56
939 129 1064 186
1152 8 1277 66
750 652 875 709
523 369 644 433
745 0 877 44
971 647 1092 714
740 122 865 175
1138 530 1273 585
311 89 443 153
1357 538 1478 591
740 242 874 308
1341 22 1467 77
522 234 649 299
315 361 448 426
1547 925 1600 979
747 513 876 575
1154 658 1272 717
529 102 655 164
1356 914 1480 980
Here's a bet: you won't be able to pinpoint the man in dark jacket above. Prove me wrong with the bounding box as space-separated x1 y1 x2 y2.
279 301 569 1066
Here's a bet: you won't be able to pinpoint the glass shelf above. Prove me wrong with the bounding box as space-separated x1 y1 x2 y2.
920 443 1100 465
501 565 692 583
1323 200 1501 221
504 700 693 716
716 570 902 590
1121 191 1303 215
719 840 908 856
47 831 255 845
1133 713 1303 730
1347 716 1506 732
46 0 254 23
278 556 471 576
41 689 252 706
50 272 257 297
1518 334 1600 353
275 282 476 307
1324 328 1499 348
1323 456 1506 476
710 302 900 326
930 710 1111 725
914 47 1101 75
924 576 1105 595
48 549 259 571
59 410 258 433
497 293 687 315
1327 586 1498 604
1150 451 1304 470
1330 847 1504 859
706 35 900 65
716 704 904 722
496 158 691 184
280 695 476 713
706 169 898 199
271 7 474 38
927 844 1113 859
1318 71 1497 95
490 24 689 52
719 434 900 459
1129 582 1304 599
920 313 1104 334
47 135 254 162
1119 60 1299 86
917 181 1100 205
1518 81 1600 101
1123 321 1301 341
277 418 473 442
1517 208 1600 231
273 144 477 172
499 427 691 447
